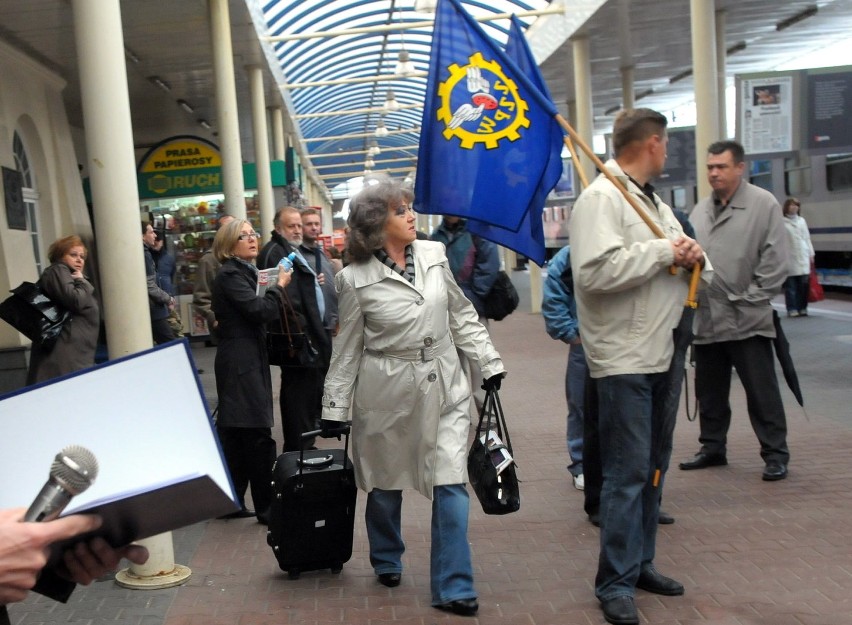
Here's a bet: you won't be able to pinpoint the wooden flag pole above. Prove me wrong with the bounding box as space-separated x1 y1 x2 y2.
562 136 589 190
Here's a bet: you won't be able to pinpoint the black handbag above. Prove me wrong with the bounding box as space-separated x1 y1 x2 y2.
266 289 320 368
467 388 520 515
0 281 70 352
483 271 519 321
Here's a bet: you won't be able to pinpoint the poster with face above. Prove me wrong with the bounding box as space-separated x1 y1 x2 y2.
740 76 793 155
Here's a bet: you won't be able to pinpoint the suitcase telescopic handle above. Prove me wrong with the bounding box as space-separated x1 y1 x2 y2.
297 425 352 478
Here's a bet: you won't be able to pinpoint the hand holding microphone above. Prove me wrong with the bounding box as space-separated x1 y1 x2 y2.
0 446 148 605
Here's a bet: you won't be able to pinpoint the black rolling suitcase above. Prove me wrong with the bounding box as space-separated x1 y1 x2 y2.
266 426 357 579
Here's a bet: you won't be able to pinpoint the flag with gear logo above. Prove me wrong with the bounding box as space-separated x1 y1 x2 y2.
414 0 563 233
464 15 564 265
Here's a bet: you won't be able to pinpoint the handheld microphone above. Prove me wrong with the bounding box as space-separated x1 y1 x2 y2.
24 446 99 522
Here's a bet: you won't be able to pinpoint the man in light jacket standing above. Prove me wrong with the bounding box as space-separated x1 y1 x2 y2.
679 140 790 481
571 108 710 625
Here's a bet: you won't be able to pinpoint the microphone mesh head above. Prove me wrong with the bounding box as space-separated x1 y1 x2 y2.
51 445 99 496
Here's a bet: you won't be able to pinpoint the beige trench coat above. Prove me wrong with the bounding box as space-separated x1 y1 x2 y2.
322 240 505 499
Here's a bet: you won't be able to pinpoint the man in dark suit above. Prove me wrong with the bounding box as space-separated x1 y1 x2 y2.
259 207 335 451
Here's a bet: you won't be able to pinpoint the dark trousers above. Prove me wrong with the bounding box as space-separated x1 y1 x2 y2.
280 365 326 452
217 426 276 513
694 336 789 464
784 274 809 313
151 316 175 344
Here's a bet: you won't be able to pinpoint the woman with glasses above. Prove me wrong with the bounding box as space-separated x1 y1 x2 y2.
26 235 99 384
211 219 291 523
321 179 505 617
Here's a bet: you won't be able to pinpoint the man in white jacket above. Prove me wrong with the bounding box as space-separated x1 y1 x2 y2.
570 108 710 625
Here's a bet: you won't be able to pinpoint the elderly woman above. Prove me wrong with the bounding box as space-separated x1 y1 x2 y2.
321 180 505 617
211 219 291 524
782 197 815 317
27 235 99 384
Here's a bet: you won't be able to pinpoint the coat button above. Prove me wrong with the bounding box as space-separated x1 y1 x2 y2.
415 297 424 305
329 401 336 407
428 372 437 382
423 337 433 346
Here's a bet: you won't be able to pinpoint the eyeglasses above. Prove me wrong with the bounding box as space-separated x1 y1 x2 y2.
238 232 260 240
392 205 414 217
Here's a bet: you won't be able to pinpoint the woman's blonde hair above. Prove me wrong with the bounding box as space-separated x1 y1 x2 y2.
212 219 250 263
47 235 86 264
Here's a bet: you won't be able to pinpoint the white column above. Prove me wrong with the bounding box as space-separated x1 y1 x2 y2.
572 37 596 186
209 0 245 219
715 10 728 138
691 0 720 201
621 66 635 110
71 0 190 590
271 107 286 162
248 66 274 243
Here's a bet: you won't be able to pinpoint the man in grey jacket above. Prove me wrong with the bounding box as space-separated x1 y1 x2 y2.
679 140 790 481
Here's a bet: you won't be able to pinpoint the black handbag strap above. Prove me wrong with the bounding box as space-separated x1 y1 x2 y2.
475 388 514 457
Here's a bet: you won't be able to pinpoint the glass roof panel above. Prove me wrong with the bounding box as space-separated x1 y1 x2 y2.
255 0 554 191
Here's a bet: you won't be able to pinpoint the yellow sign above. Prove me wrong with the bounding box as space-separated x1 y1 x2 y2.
139 138 222 173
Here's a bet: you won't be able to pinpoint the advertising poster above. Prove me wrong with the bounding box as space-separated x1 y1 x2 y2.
740 75 793 155
806 69 852 152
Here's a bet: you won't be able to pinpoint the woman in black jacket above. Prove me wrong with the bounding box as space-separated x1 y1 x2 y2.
211 219 291 523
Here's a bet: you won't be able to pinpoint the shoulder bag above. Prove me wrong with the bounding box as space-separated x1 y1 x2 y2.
0 281 70 352
483 271 519 321
266 288 320 368
467 387 520 515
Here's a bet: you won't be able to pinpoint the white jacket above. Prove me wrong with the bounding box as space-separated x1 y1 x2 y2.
570 160 712 378
784 214 814 276
322 240 504 498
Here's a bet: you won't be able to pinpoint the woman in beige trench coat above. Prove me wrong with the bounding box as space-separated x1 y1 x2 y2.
321 180 505 617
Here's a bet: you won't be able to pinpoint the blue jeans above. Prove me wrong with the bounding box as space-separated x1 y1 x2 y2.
366 485 476 604
566 344 587 475
594 373 671 601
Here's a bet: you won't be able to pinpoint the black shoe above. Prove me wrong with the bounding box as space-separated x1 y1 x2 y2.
762 461 788 481
658 510 675 524
588 511 601 527
600 596 638 625
435 599 478 616
256 509 270 525
636 565 684 596
377 572 401 587
679 452 727 470
218 507 255 520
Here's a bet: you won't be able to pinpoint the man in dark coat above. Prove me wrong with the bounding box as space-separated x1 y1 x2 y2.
259 207 334 451
142 222 175 344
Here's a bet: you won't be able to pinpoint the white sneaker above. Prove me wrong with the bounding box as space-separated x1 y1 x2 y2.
573 473 585 491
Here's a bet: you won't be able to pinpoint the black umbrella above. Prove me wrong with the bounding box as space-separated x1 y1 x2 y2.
652 265 701 488
772 309 804 407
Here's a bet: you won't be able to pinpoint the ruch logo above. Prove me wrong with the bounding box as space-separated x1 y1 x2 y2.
437 52 530 149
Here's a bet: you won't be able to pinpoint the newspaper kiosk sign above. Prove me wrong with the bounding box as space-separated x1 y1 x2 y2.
137 136 223 199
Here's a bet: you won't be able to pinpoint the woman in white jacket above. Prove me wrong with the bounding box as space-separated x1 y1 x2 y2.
782 197 815 317
321 179 505 617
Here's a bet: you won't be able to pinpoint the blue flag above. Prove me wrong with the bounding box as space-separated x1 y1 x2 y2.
466 16 564 265
414 0 562 234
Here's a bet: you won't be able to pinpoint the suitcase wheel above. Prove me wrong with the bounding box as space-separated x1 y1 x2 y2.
287 568 300 580
331 563 343 574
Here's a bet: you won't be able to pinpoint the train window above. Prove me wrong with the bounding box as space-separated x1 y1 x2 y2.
749 160 773 193
784 154 811 196
826 154 852 191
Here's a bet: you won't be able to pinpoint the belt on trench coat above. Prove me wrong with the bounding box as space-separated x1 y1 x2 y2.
364 333 452 363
